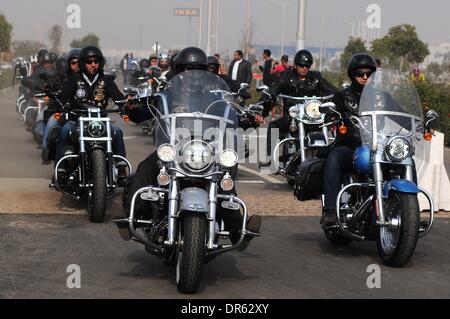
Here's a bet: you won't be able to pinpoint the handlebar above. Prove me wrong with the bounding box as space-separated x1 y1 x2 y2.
278 94 334 101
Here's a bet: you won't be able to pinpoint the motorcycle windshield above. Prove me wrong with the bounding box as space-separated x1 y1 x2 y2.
156 70 239 148
358 69 424 151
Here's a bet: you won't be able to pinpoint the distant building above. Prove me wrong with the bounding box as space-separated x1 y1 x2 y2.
423 42 450 66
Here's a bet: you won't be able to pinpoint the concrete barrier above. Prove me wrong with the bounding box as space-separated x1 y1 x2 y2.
414 131 450 212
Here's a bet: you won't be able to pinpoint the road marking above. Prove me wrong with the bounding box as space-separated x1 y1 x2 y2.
238 165 284 184
237 180 265 184
123 136 139 140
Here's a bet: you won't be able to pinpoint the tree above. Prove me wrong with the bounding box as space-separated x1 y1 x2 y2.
70 33 100 48
12 40 46 58
339 37 368 77
370 24 429 71
49 25 62 54
0 13 13 52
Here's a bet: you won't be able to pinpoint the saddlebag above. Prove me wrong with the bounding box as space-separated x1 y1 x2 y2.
294 158 326 201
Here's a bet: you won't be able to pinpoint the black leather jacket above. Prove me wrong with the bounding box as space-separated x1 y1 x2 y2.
263 69 337 117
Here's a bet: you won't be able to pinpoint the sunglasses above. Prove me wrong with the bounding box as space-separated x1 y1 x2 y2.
85 59 99 65
354 70 373 78
70 60 78 65
296 64 310 69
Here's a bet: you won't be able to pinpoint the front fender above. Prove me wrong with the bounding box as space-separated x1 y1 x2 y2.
383 179 419 198
179 187 209 213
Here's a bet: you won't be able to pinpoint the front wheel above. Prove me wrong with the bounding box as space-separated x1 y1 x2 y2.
376 192 420 267
176 214 207 294
87 149 107 223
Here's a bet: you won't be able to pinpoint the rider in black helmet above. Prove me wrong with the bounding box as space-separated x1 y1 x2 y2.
113 47 261 250
66 48 81 75
55 46 128 183
259 49 337 167
320 53 377 228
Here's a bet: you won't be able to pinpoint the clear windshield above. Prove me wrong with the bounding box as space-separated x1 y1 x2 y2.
155 70 239 150
358 69 424 151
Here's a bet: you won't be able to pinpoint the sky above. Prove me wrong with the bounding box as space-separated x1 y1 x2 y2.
1 0 449 56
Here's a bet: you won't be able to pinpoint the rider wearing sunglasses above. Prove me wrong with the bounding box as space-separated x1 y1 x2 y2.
55 46 128 183
320 53 378 228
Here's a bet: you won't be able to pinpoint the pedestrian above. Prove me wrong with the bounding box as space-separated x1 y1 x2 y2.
120 53 129 85
227 50 252 97
258 49 275 86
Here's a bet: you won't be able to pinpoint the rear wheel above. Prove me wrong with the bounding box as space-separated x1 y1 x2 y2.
87 149 107 223
376 192 420 267
176 214 206 294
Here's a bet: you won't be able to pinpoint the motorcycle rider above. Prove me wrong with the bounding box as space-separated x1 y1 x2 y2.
158 52 171 78
55 46 128 183
320 53 377 228
41 48 81 163
113 47 261 251
259 49 337 167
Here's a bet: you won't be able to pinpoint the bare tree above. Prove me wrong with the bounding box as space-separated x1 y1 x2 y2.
12 40 45 58
239 18 254 60
49 25 62 54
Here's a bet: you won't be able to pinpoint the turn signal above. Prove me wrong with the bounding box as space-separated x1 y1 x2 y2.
221 174 235 191
424 131 433 141
339 125 348 135
123 115 130 123
53 112 61 121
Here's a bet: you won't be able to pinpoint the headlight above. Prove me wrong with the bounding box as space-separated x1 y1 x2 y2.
289 105 300 119
157 144 176 162
220 149 238 168
386 137 410 162
182 141 212 171
87 121 106 137
304 100 322 120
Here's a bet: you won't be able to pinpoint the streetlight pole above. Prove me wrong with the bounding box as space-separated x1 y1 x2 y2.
216 0 220 53
198 0 204 49
281 0 286 56
319 13 325 72
296 0 306 51
206 0 213 56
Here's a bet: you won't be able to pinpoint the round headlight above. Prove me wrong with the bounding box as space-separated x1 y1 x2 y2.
157 144 176 162
87 121 106 137
182 141 212 171
304 100 322 120
386 137 410 162
289 105 300 119
220 149 238 168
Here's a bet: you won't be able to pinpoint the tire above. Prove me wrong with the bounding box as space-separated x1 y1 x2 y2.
376 192 420 267
176 214 206 294
87 149 107 223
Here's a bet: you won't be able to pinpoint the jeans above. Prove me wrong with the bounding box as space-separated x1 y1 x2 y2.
55 121 126 164
323 145 354 210
42 116 65 150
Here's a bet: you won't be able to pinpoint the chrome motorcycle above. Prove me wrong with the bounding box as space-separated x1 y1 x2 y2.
322 70 437 267
51 104 132 223
114 70 259 293
272 93 335 185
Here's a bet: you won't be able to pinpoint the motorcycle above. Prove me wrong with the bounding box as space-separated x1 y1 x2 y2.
321 70 437 267
270 92 335 185
50 103 133 223
114 70 259 293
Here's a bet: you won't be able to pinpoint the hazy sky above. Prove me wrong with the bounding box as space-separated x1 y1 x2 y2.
1 0 449 55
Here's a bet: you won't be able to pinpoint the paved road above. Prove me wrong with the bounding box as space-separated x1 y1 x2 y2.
1 85 450 298
0 213 449 298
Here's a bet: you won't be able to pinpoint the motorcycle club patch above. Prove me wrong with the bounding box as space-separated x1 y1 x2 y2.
76 80 87 99
94 80 106 106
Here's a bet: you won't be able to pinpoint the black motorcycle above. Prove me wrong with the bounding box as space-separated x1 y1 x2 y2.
51 104 133 222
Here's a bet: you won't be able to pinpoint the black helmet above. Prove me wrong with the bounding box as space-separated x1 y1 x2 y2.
37 48 49 61
207 56 220 74
294 50 313 67
173 47 207 74
55 57 68 77
139 58 150 68
67 48 81 62
79 46 105 74
39 52 55 65
347 53 377 78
